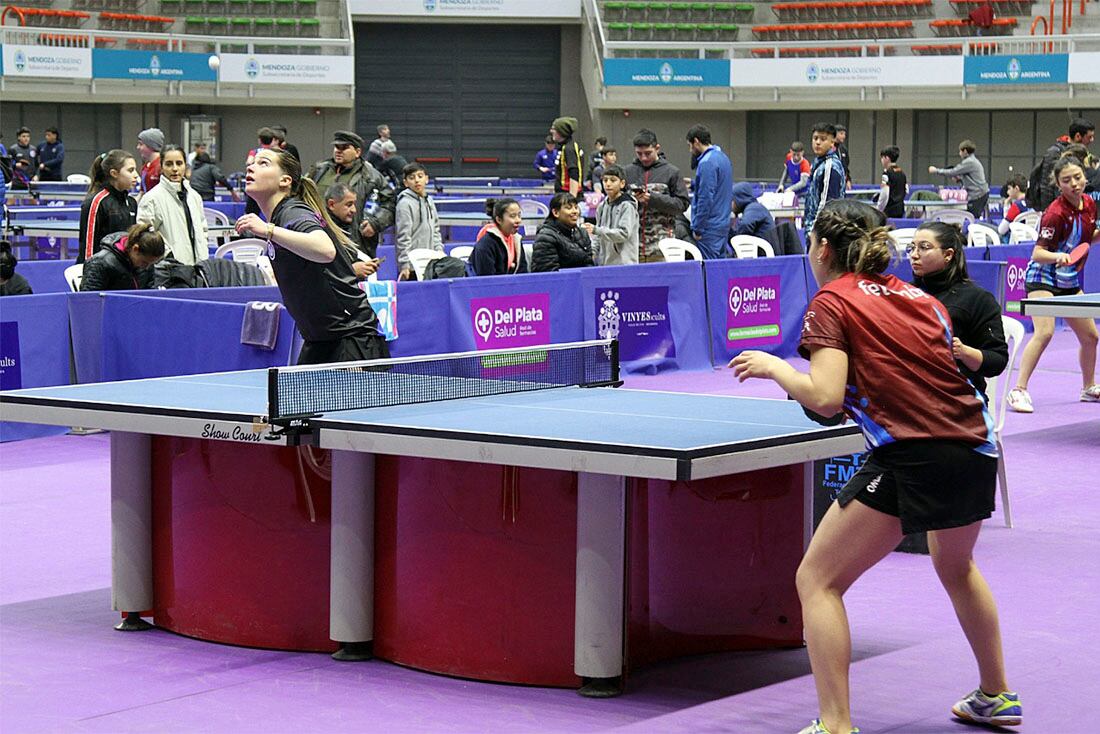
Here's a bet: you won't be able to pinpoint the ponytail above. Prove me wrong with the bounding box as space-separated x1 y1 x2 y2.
87 149 134 195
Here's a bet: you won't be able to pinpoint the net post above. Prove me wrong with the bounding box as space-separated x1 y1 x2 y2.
267 367 280 422
610 340 620 385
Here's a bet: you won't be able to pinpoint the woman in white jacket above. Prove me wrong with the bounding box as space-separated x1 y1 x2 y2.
137 144 209 265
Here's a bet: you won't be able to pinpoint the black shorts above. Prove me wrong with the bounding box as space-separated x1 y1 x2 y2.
297 332 390 365
836 440 997 534
1024 282 1080 297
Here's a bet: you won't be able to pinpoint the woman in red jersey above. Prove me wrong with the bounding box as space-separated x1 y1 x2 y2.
731 199 1019 734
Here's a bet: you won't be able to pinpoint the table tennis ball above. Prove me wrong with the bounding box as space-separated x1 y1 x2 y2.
208 55 221 71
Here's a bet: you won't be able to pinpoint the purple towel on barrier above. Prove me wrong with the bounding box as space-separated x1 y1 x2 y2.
240 301 282 350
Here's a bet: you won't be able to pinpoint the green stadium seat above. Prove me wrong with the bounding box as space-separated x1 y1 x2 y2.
695 21 719 39
300 17 319 36
651 20 675 39
252 0 273 12
254 16 274 34
647 2 670 20
184 0 206 12
230 16 251 33
673 21 696 39
607 21 630 39
690 1 711 20
206 16 229 32
206 0 228 14
718 22 740 39
184 15 206 30
603 1 627 21
298 0 317 14
274 0 295 15
275 16 297 31
630 21 653 39
229 0 250 14
161 0 182 13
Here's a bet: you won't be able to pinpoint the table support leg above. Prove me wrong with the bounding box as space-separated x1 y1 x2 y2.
110 432 154 631
574 472 626 697
330 450 375 661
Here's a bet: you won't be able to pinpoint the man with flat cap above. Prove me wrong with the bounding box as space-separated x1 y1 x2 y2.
308 130 395 258
550 116 583 196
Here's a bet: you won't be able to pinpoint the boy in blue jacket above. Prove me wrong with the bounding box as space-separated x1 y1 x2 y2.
686 124 733 259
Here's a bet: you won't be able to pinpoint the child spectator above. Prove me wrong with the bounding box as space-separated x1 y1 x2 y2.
471 198 527 276
0 242 32 296
877 146 908 219
777 141 810 196
78 149 139 264
731 182 778 248
997 174 1031 240
532 192 594 272
534 135 557 182
80 222 164 291
803 123 846 233
394 162 443 280
34 127 64 182
591 147 617 194
583 165 639 265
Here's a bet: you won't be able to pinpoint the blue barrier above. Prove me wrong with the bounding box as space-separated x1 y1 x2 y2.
705 255 809 363
579 261 711 373
99 294 296 381
18 258 76 294
0 293 72 441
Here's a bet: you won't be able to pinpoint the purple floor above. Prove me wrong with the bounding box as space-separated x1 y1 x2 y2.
2 329 1098 733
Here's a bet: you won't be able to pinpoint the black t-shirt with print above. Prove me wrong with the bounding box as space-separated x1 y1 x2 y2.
267 196 379 342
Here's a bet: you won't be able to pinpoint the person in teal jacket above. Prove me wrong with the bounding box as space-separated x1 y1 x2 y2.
686 124 733 259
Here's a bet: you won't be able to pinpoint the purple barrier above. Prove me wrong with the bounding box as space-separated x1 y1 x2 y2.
0 293 72 441
447 271 584 353
706 255 810 362
99 294 296 381
386 279 452 358
579 261 711 374
6 205 81 221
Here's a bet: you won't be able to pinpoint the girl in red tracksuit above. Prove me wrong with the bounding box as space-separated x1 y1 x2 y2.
77 149 139 264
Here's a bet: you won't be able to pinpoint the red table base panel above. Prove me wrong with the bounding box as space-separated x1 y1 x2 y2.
149 439 805 685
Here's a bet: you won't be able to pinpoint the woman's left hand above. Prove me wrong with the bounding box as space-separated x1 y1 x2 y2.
729 350 784 382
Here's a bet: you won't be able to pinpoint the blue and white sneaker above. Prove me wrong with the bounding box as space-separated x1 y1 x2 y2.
952 689 1023 727
797 719 860 734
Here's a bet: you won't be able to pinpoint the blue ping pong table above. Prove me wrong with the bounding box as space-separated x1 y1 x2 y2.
1020 292 1100 319
0 362 864 693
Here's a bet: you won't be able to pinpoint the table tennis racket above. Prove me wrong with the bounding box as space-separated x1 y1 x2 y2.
1067 243 1090 271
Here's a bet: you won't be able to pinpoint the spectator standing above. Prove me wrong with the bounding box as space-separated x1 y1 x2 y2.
308 130 395 258
35 127 64 182
532 192 594 272
187 142 207 167
243 126 282 217
687 124 734 259
583 164 639 266
189 153 240 202
624 129 691 263
78 149 139 264
394 162 443 280
590 147 617 194
367 124 391 169
731 182 778 248
929 140 990 219
137 144 209 266
1034 117 1094 211
777 141 810 196
585 136 607 190
270 125 300 164
550 117 583 196
534 135 557 182
877 146 908 219
834 124 851 188
803 122 846 233
471 198 527 276
997 174 1031 240
378 141 410 190
80 222 164 291
0 243 32 296
11 127 36 189
136 128 164 193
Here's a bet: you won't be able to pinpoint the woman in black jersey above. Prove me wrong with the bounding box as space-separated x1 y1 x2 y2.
234 148 388 365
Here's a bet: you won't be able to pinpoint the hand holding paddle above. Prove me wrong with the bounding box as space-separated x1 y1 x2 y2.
1067 243 1090 271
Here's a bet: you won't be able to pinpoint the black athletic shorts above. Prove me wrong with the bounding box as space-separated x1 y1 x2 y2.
297 332 390 365
836 439 997 534
1024 282 1080 297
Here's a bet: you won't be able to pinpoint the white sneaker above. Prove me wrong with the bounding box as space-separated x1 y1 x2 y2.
1082 384 1100 402
1006 387 1033 413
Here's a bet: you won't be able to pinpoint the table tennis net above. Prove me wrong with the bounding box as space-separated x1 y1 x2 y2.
268 339 619 421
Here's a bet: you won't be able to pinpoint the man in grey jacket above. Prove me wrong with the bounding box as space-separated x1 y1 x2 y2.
929 139 990 218
583 165 639 265
624 129 691 263
394 162 443 280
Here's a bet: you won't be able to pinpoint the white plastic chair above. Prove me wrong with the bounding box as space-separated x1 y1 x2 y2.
203 208 231 227
1008 222 1039 244
518 199 549 219
888 227 918 256
657 238 701 262
407 247 445 280
933 208 976 227
66 173 91 185
1016 210 1041 229
967 222 1000 247
64 263 83 292
729 235 775 259
449 245 474 262
984 315 1026 528
214 238 266 265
